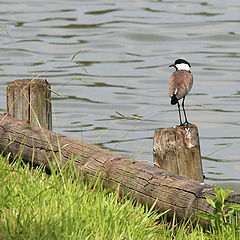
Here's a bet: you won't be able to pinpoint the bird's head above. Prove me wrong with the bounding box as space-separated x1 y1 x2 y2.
169 59 191 71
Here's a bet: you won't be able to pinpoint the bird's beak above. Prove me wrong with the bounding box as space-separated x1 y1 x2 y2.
169 64 175 68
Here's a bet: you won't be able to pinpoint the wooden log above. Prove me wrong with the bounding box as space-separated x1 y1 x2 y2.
0 114 239 226
6 79 52 130
153 124 203 182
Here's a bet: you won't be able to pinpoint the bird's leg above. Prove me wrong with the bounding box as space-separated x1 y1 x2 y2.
182 97 189 125
177 101 183 126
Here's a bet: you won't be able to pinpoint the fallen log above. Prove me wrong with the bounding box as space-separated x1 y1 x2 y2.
0 114 239 225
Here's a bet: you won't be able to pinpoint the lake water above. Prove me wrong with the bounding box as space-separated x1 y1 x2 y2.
0 0 239 192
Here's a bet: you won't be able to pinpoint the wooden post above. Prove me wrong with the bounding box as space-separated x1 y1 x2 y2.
153 124 203 182
6 79 52 130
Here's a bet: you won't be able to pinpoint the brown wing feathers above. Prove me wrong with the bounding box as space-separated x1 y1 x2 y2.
168 70 193 103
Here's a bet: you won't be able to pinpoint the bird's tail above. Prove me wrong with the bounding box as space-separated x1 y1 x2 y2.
170 95 178 105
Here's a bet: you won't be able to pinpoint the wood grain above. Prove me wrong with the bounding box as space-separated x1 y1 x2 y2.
154 124 203 182
7 79 52 130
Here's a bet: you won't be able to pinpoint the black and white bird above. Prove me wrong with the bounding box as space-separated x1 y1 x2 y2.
168 59 193 126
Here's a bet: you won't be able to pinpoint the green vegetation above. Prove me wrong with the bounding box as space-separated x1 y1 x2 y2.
0 154 239 240
197 186 240 239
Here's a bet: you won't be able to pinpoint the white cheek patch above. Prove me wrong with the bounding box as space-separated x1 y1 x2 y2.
176 63 190 71
174 89 178 94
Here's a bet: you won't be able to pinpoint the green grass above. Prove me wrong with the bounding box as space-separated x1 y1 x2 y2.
0 154 239 240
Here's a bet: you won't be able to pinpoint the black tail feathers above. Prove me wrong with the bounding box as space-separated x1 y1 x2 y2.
170 95 178 105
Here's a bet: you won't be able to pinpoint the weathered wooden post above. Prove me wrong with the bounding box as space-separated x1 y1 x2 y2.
6 79 52 130
153 124 203 182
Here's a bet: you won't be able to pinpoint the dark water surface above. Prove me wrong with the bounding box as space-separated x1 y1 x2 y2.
0 0 240 191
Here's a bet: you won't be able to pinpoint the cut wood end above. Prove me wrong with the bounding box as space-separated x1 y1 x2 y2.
162 123 197 131
154 124 199 149
8 79 49 87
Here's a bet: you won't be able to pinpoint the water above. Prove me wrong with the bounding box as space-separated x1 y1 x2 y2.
0 0 239 192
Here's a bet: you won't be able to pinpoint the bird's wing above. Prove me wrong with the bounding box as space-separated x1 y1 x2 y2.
168 70 193 100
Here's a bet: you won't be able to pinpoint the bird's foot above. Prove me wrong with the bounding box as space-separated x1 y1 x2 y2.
178 121 190 127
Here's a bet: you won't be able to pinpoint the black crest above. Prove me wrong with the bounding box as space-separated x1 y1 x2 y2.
174 59 191 67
